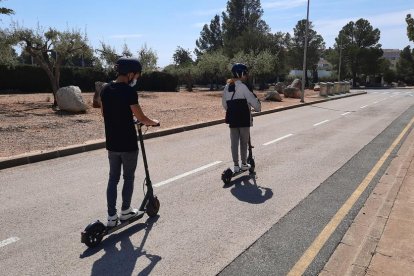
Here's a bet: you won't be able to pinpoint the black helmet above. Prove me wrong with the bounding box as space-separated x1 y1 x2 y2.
231 63 248 78
115 57 142 75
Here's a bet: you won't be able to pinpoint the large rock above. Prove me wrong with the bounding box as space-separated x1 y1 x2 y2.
283 79 302 98
56 86 87 113
93 81 107 108
290 78 302 89
284 87 301 98
265 91 282 102
275 82 286 94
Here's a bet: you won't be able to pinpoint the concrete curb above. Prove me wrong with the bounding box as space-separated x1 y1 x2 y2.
0 91 366 170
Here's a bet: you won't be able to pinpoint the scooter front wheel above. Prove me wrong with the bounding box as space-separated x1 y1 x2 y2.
221 168 233 185
82 221 106 248
146 196 160 217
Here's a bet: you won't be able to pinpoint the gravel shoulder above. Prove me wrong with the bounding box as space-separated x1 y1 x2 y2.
0 89 321 159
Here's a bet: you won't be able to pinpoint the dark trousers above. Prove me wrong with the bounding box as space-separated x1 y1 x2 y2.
106 150 138 216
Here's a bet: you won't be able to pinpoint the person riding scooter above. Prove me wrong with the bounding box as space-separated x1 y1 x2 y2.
222 63 261 173
100 57 159 227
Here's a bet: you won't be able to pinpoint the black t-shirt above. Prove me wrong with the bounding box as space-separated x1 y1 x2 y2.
100 82 139 152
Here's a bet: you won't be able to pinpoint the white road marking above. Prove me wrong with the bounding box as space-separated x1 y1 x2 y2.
0 237 19 248
341 112 351 116
360 105 369 109
373 99 384 104
154 161 222 187
313 120 330 127
263 134 294 146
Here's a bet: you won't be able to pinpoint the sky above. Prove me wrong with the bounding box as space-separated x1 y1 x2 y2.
1 0 413 67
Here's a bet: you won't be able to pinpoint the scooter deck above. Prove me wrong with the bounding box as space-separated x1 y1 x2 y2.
105 211 146 235
232 168 251 177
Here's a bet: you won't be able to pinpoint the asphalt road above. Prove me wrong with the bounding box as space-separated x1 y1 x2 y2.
0 89 413 276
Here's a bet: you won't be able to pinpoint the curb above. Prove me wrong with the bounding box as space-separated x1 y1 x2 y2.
0 91 367 170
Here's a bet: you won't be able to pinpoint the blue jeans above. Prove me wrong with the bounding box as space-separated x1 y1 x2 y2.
107 150 138 216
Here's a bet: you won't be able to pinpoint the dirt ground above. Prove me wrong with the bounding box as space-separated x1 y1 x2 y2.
0 89 321 159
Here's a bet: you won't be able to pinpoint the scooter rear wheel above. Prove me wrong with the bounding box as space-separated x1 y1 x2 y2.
146 196 160 217
221 168 233 185
83 221 106 248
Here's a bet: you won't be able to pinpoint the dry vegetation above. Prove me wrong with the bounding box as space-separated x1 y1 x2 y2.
0 89 321 158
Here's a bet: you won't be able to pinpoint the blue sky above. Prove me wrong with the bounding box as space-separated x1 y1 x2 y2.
1 0 413 67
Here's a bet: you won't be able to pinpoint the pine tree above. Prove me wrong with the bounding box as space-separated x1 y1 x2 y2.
195 15 223 58
221 0 269 56
407 14 414 42
337 19 381 87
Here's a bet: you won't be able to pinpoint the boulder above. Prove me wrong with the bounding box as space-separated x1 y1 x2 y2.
283 79 302 98
290 78 302 89
93 81 107 108
275 82 286 94
56 86 87 113
313 84 320 91
284 87 301 98
265 91 282 102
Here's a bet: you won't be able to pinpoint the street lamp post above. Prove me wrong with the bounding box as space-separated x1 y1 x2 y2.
301 0 310 103
338 34 342 82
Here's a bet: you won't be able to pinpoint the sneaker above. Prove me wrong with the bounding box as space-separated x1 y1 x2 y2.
241 163 251 171
107 214 118 227
120 207 139 220
233 165 240 173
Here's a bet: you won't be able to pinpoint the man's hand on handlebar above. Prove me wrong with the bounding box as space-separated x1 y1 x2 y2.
134 117 160 127
149 119 160 127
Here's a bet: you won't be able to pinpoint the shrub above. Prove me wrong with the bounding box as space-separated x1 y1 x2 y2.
137 71 178 92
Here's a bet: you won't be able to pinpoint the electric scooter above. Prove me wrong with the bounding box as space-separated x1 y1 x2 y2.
221 136 255 185
81 121 160 248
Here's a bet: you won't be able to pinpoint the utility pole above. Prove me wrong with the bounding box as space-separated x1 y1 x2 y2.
301 0 310 103
338 34 342 82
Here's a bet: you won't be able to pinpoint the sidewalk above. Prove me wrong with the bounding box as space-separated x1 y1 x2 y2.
321 125 414 275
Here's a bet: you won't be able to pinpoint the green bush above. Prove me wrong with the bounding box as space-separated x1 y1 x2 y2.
0 64 51 93
0 65 178 93
136 71 178 92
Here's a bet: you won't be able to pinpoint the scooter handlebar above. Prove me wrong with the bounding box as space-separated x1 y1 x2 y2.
134 119 160 127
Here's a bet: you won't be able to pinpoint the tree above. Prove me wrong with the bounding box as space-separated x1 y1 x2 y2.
289 19 325 85
121 42 133 57
265 32 291 78
252 50 277 89
96 41 120 69
0 0 14 16
195 14 223 58
221 0 269 56
65 44 95 67
407 14 414 42
0 1 15 65
230 50 277 89
197 50 228 90
170 47 196 91
137 44 158 72
8 24 90 106
336 19 381 87
173 46 193 66
396 46 414 85
0 29 18 65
